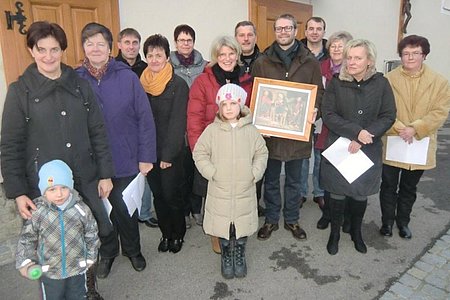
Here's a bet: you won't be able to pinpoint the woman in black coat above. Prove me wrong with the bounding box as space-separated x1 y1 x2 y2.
320 39 396 255
0 21 114 298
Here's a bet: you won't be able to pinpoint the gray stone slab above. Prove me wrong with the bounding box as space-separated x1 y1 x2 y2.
421 284 447 299
399 273 422 289
415 260 435 273
390 282 415 298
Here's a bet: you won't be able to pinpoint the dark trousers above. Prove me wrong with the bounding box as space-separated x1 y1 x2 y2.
182 147 203 216
379 164 424 227
264 158 303 224
101 175 141 258
40 273 87 300
75 179 115 259
148 154 186 240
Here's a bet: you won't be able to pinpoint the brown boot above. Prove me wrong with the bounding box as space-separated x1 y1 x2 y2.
86 265 104 300
211 236 221 254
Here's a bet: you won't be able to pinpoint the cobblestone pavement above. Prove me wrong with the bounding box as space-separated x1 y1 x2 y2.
380 228 450 300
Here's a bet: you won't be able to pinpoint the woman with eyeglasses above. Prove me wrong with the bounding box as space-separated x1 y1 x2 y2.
320 39 396 255
170 24 208 230
379 35 450 239
76 22 156 278
315 31 353 232
187 36 252 253
1 21 115 298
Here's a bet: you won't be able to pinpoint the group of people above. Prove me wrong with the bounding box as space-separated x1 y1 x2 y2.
1 11 449 299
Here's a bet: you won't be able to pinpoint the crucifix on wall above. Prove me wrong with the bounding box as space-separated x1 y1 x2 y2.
398 0 412 42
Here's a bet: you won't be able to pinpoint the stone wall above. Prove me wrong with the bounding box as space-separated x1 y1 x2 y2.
0 186 22 266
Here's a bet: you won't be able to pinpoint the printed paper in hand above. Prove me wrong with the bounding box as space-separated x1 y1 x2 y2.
322 137 374 184
122 173 145 217
386 136 429 165
102 198 113 224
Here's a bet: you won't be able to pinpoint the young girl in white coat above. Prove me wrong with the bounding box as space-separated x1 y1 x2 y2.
193 84 268 279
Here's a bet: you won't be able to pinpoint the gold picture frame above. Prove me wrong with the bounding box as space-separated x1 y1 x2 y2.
250 77 318 142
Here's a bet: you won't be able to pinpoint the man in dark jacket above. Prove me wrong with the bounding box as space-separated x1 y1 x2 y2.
252 13 324 241
235 21 260 74
300 16 329 62
234 20 265 217
116 28 159 229
116 28 148 78
298 16 329 209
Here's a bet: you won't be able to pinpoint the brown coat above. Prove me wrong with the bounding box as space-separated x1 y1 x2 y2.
251 40 324 161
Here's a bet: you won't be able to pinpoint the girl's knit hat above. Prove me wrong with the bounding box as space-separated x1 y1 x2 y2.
38 160 74 194
216 83 247 108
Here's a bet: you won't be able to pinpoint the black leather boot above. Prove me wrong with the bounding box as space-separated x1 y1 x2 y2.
342 202 351 233
327 197 346 255
350 199 368 254
219 238 234 279
86 264 104 300
234 237 247 278
317 195 330 230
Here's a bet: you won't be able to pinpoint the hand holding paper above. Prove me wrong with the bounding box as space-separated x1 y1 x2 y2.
322 137 374 184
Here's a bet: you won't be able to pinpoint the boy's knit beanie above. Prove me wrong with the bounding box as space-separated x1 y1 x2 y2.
38 160 74 195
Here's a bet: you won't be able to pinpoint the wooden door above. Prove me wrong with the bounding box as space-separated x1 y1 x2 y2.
249 0 312 51
0 0 120 85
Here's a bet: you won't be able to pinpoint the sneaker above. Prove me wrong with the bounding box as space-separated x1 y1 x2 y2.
192 213 203 226
139 217 158 228
185 216 192 229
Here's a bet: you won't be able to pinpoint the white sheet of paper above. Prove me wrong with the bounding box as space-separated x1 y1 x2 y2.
101 197 113 224
122 173 145 217
322 137 374 184
386 136 429 165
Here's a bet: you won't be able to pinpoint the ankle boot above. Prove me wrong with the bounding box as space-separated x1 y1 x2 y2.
327 197 346 255
317 196 330 230
219 238 234 279
350 199 368 254
342 202 351 233
86 264 104 300
234 237 247 278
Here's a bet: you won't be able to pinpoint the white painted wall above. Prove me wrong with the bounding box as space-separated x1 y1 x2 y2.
118 0 248 61
0 0 449 110
313 0 450 79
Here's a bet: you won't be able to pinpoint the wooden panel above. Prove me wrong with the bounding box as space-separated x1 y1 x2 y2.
0 0 119 85
70 8 98 65
250 0 312 51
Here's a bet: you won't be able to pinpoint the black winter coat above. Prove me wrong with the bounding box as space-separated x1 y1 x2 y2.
320 72 396 197
1 63 114 200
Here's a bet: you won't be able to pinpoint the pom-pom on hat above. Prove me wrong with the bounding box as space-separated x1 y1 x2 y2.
216 83 247 108
38 160 74 195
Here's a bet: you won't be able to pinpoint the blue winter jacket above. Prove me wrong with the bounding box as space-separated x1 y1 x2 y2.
76 59 156 177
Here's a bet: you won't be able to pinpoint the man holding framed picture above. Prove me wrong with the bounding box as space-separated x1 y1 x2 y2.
252 13 324 241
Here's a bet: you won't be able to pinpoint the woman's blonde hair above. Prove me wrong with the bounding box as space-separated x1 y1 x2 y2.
339 39 377 82
208 36 242 67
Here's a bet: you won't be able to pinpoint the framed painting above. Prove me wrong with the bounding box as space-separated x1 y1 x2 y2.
250 77 318 142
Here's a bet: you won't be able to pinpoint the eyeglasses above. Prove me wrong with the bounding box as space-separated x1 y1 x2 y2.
274 26 294 33
401 52 423 58
330 45 344 50
176 39 193 45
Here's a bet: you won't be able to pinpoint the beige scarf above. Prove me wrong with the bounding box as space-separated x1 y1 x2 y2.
140 63 173 96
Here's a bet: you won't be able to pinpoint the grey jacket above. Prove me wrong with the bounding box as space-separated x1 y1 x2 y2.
16 190 99 279
170 49 208 87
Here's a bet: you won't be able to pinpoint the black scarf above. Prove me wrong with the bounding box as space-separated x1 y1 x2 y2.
212 63 240 86
273 40 300 70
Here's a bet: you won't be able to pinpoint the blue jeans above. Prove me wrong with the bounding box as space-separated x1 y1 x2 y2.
299 148 324 198
264 158 303 224
139 180 155 221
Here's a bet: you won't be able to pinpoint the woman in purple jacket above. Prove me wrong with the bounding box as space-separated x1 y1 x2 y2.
76 23 157 278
